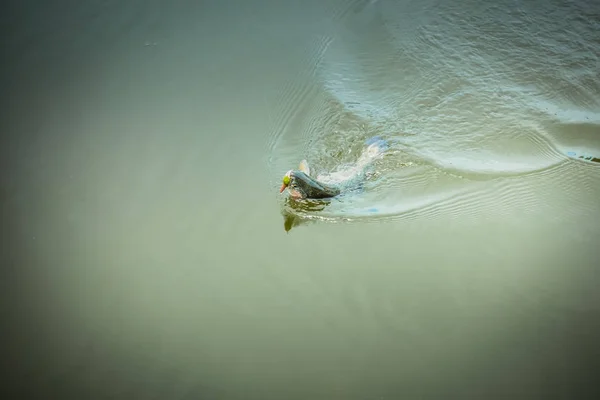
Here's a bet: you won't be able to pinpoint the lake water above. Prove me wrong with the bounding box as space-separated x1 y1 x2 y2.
2 0 599 398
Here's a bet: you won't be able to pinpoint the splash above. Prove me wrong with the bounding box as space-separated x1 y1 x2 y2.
315 136 389 186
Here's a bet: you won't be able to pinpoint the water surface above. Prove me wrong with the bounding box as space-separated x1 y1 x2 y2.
2 0 599 398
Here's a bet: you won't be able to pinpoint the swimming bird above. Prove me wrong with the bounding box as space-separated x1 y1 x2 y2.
279 163 341 199
279 136 388 200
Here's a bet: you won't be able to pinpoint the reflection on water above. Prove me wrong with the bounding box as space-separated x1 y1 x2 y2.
281 197 330 232
282 211 305 232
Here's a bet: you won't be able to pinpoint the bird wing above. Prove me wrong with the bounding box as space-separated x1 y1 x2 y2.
298 159 311 176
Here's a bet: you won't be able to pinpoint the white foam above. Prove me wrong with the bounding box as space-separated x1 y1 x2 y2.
316 143 385 185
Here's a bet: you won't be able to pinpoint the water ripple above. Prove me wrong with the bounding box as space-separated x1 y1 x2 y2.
270 0 600 227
